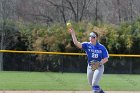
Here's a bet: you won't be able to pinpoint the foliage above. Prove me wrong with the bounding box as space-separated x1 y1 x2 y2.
131 18 140 54
0 20 23 50
14 19 140 54
2 19 140 72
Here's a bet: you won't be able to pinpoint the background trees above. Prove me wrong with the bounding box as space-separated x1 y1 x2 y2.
0 0 138 24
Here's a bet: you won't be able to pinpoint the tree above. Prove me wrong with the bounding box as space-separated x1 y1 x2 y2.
12 0 140 24
0 0 17 70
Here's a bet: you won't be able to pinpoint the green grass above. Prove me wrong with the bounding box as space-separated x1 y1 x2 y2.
0 71 140 91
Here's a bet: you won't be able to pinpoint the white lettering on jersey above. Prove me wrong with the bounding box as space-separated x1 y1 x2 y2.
88 49 102 53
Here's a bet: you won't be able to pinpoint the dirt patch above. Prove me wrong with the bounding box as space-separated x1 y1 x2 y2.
0 91 140 93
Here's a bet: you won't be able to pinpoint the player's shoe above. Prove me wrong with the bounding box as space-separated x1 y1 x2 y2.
92 86 105 93
99 89 105 93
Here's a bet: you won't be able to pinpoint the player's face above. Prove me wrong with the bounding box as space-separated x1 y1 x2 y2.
89 36 97 43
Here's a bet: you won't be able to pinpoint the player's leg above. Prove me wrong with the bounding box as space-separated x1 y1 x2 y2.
92 65 104 85
92 65 104 93
87 64 94 86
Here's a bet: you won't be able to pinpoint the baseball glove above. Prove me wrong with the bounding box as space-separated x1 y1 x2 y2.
90 61 102 71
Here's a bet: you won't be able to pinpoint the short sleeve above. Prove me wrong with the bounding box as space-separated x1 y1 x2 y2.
82 42 88 50
102 46 109 58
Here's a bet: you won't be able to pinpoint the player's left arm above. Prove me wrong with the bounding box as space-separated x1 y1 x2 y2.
100 57 108 65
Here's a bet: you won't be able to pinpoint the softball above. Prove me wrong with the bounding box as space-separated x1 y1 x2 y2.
66 22 72 28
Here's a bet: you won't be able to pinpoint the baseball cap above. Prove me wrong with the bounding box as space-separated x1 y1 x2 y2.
89 32 96 37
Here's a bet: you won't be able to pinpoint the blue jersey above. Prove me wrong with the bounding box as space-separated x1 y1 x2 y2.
82 42 109 64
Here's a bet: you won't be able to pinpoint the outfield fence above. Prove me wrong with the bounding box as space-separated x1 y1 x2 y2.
0 50 140 57
0 50 140 74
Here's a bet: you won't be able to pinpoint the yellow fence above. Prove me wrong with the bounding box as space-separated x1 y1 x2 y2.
0 50 140 57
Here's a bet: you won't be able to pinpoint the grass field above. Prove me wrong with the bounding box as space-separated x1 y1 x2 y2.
0 71 140 91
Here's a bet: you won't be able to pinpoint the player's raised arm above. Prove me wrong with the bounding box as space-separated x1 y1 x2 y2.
68 28 82 49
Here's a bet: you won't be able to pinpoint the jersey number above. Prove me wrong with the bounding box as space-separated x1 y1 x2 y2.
92 53 98 58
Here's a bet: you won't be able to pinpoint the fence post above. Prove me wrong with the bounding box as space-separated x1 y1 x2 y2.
129 59 132 74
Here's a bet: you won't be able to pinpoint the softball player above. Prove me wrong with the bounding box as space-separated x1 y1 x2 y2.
68 28 109 93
